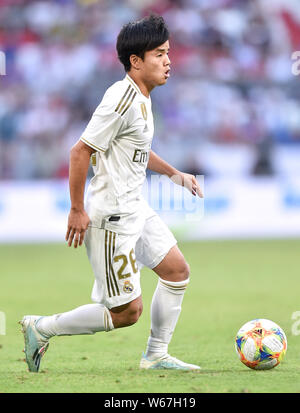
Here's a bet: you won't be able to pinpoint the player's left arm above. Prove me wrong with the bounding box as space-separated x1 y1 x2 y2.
147 150 203 198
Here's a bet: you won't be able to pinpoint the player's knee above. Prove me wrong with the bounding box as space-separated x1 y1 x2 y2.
124 302 143 326
112 300 143 328
168 260 190 281
182 261 190 279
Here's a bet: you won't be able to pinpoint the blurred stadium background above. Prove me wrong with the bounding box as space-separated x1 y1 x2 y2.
1 0 300 243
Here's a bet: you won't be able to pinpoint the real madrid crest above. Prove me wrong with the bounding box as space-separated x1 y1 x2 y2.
140 103 147 121
123 280 134 294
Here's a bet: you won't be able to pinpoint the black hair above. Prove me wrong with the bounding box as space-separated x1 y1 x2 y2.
116 14 169 72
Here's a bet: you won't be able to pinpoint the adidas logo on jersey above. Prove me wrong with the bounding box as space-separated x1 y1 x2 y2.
114 85 137 117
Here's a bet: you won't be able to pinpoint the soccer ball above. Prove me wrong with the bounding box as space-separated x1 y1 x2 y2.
235 319 287 370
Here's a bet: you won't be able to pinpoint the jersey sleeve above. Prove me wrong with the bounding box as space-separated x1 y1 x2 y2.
80 88 124 153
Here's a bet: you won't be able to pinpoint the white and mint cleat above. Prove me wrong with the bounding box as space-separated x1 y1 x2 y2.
139 353 201 370
20 316 49 373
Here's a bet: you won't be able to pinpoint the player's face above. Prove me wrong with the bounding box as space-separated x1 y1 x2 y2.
141 40 171 89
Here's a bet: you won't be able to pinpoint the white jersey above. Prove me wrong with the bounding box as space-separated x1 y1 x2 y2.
80 74 155 235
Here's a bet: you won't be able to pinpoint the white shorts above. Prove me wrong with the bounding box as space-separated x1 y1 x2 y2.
84 213 177 309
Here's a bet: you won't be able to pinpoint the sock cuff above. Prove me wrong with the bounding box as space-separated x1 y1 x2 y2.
159 277 190 292
103 306 114 332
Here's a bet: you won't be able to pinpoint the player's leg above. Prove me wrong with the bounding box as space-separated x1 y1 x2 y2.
20 227 143 372
110 295 143 328
20 296 143 373
153 243 189 282
33 294 142 336
20 302 115 372
135 214 200 370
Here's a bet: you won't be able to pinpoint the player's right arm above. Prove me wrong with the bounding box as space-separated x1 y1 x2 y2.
66 83 126 248
65 140 95 249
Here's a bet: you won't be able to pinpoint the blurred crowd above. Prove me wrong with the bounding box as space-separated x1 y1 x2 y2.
0 0 300 180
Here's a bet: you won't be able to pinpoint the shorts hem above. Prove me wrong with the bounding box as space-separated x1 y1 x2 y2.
148 239 177 269
92 289 142 310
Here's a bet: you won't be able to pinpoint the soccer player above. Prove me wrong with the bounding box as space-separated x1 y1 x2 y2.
20 14 203 372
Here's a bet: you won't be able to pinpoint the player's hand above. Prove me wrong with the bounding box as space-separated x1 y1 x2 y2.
171 172 203 198
65 209 90 248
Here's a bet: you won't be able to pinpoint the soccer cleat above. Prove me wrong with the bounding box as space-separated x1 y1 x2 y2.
139 352 201 370
20 316 49 373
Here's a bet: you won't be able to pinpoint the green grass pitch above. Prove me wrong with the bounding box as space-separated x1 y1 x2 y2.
0 239 300 393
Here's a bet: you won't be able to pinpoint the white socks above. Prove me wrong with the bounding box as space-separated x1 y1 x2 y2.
145 278 189 360
36 303 114 338
35 277 188 361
